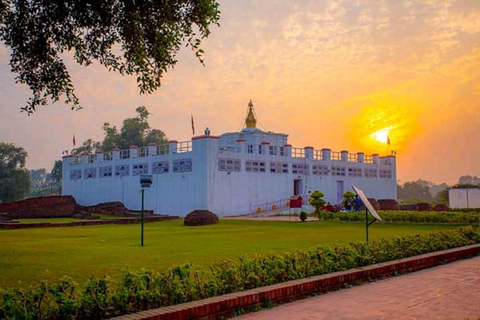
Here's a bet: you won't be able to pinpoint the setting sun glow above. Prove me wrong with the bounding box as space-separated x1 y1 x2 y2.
371 127 391 144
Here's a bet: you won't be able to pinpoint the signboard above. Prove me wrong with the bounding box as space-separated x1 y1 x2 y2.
140 175 153 188
289 195 303 208
351 185 382 221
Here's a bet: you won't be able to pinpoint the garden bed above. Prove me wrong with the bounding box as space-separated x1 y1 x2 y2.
1 226 479 319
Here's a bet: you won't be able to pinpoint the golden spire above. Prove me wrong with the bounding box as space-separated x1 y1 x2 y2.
245 100 257 128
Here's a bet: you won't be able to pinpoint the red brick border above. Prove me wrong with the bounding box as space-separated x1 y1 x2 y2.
112 244 480 320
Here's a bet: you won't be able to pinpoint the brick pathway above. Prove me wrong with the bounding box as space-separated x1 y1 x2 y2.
237 256 480 320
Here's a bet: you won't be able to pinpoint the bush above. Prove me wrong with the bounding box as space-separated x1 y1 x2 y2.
299 211 307 222
321 210 480 224
309 191 326 219
1 227 479 319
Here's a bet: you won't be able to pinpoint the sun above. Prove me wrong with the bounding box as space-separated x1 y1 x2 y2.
370 127 391 143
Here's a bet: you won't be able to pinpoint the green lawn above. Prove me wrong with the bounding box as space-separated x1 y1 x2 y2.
15 214 129 223
16 218 82 223
0 219 464 288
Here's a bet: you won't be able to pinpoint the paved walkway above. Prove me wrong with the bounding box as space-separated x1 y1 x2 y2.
237 256 480 320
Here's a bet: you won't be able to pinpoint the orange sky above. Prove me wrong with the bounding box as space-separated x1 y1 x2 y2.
0 0 479 184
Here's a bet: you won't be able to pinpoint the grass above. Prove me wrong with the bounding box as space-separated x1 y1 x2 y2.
14 214 129 224
92 214 130 220
16 218 82 223
0 219 465 288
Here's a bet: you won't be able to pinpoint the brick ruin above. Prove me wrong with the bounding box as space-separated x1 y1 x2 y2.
184 210 219 226
0 196 152 219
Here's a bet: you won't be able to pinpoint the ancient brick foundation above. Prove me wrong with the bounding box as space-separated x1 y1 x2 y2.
367 198 380 210
433 204 450 211
184 210 219 226
78 201 153 217
0 196 154 220
378 199 399 210
417 202 432 211
0 196 77 218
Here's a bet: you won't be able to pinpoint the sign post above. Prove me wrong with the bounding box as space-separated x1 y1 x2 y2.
352 185 382 244
140 175 153 247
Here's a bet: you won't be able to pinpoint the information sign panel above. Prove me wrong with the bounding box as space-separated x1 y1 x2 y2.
352 185 382 221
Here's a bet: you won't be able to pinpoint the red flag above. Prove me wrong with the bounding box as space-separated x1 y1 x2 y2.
73 134 76 147
387 136 390 145
191 115 195 135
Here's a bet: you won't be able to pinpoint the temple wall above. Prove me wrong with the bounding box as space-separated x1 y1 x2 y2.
63 134 397 216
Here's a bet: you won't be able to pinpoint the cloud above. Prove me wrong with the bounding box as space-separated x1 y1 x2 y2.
0 0 479 184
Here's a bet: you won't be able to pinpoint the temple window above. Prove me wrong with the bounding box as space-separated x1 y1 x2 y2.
70 169 82 180
218 159 241 172
270 162 288 173
173 159 192 172
365 168 378 178
84 168 97 179
313 165 329 175
348 167 362 177
380 169 392 179
115 165 130 177
133 163 149 176
152 161 169 174
246 160 266 172
292 163 309 175
99 166 113 177
331 166 346 176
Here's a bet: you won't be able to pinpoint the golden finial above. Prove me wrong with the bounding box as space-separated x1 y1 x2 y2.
245 100 257 128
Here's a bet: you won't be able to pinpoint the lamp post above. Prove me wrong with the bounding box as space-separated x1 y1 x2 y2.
140 175 153 247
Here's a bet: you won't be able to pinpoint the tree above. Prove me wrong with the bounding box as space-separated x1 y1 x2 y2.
30 168 48 189
397 181 432 204
458 175 480 186
0 143 31 202
29 167 61 196
71 139 101 156
309 190 326 220
0 0 221 114
433 189 449 205
50 160 62 184
73 106 168 154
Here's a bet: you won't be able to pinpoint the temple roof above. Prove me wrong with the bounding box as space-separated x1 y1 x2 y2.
245 100 257 129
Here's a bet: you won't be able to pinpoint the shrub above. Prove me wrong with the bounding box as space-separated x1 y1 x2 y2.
299 211 307 222
1 227 479 319
322 210 480 224
309 191 326 220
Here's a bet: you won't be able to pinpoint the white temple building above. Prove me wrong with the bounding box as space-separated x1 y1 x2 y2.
62 101 397 216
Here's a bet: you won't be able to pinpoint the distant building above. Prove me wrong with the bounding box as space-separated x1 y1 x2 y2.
449 187 480 209
62 101 397 216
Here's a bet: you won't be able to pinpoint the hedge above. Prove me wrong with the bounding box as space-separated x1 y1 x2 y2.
1 227 480 319
320 211 480 224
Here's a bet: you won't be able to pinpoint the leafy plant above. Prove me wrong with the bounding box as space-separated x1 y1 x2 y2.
299 211 308 222
322 210 480 224
309 190 326 219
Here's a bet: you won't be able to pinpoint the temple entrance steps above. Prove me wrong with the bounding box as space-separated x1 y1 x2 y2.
248 194 311 217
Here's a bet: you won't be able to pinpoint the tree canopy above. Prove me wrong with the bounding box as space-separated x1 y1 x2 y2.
0 0 220 114
29 162 62 197
397 181 432 204
458 175 480 186
0 143 31 202
72 106 167 154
